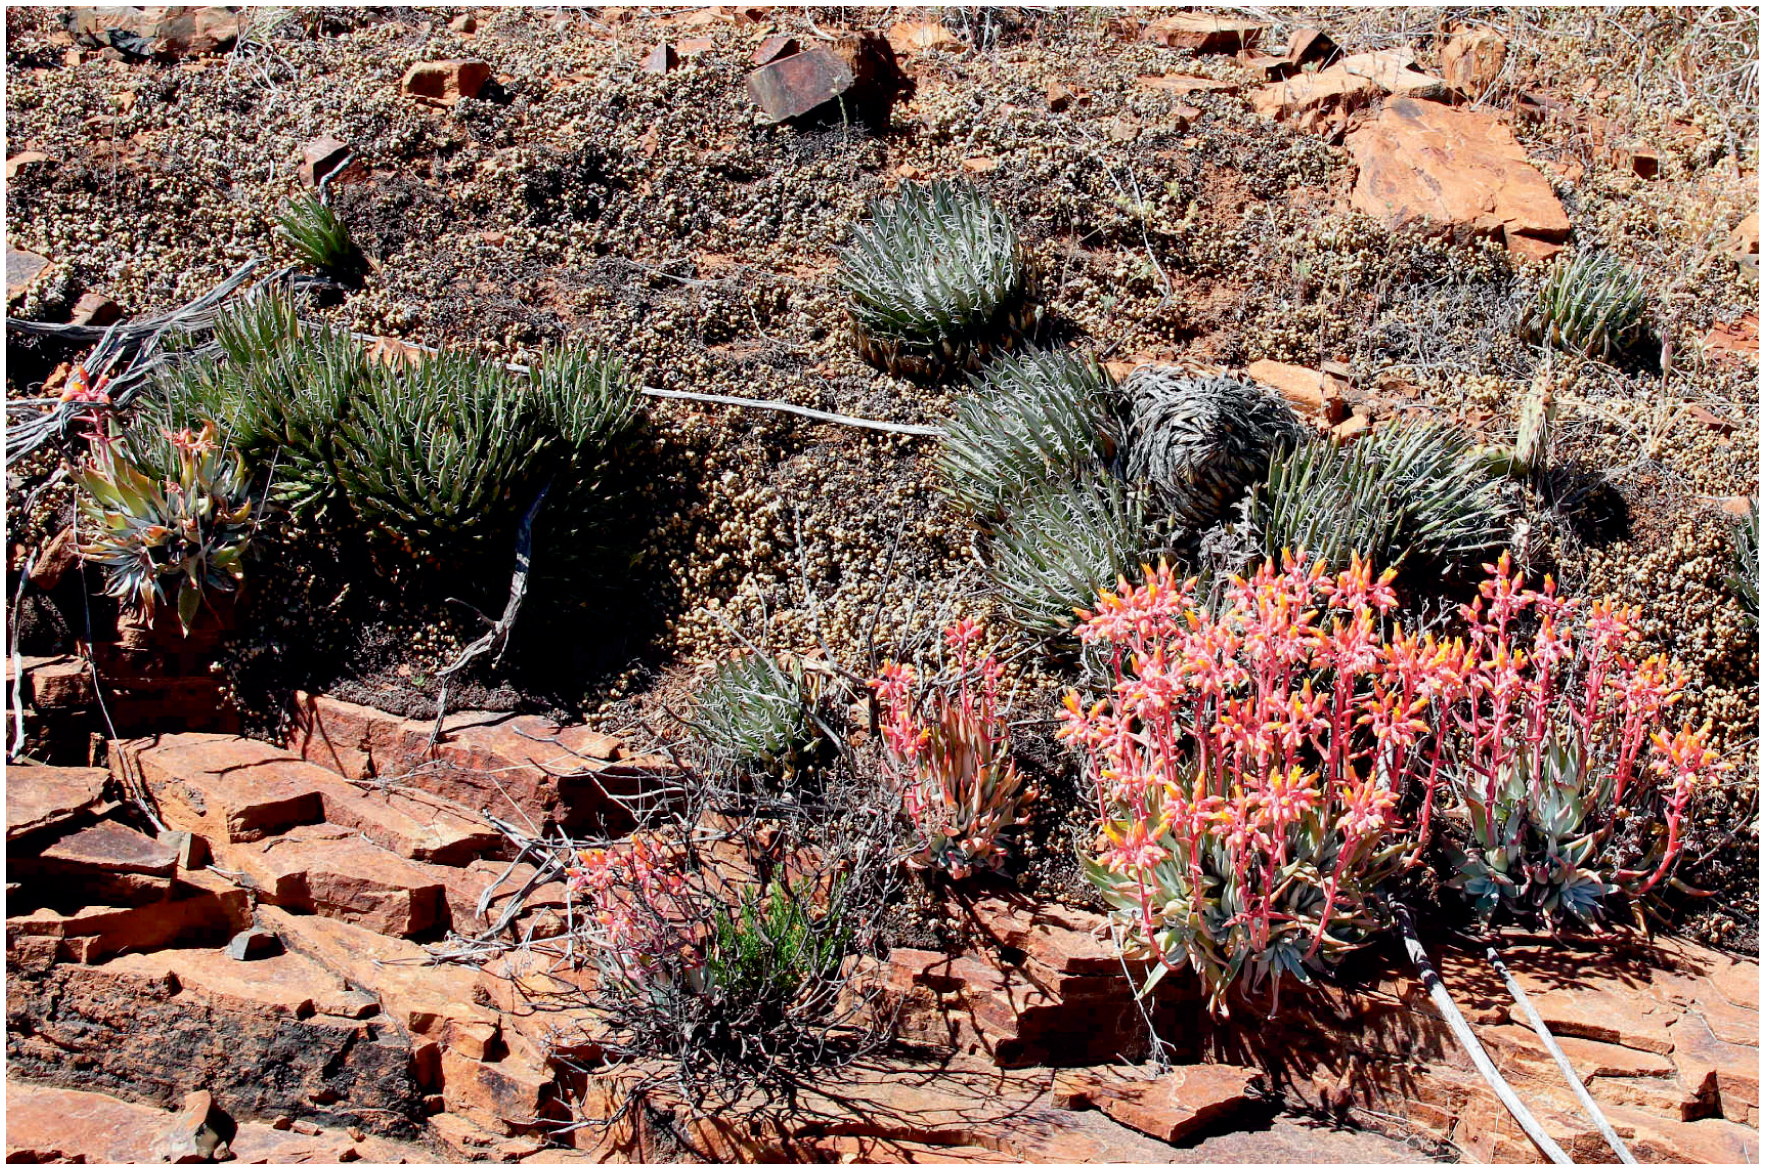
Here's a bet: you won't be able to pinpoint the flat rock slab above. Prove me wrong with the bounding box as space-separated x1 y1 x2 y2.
104 946 378 1021
307 772 500 864
1345 97 1571 254
121 733 327 844
6 765 108 841
1056 1064 1260 1144
1141 13 1265 53
216 824 446 938
288 692 648 835
40 820 177 876
259 905 498 1045
7 869 248 962
1252 50 1447 122
6 945 423 1136
6 245 50 303
4 1081 425 1164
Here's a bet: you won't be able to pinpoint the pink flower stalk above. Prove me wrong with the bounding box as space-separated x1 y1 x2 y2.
871 622 1036 878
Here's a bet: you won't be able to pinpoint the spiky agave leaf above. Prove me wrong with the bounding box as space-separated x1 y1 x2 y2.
937 349 1122 518
1519 250 1650 363
1727 498 1758 627
987 477 1154 637
1248 419 1510 574
277 193 369 286
838 181 1035 378
1124 367 1304 528
687 653 824 781
330 350 551 563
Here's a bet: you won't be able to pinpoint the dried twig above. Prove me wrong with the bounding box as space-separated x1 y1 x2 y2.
428 481 551 749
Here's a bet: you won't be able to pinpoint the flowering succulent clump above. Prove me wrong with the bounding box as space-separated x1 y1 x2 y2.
838 181 1036 380
1441 559 1724 921
871 620 1037 878
567 833 699 992
74 419 256 633
1061 551 1724 1013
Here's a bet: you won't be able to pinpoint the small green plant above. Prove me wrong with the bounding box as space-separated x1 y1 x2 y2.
1248 420 1509 575
74 419 256 633
164 296 641 575
838 181 1035 378
1520 250 1650 363
277 193 369 286
688 653 825 780
986 477 1151 637
1123 367 1303 528
330 347 637 565
1727 498 1758 626
158 303 367 513
705 880 849 1015
937 349 1122 518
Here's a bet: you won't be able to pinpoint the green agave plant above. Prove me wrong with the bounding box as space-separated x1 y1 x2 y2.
1519 250 1650 363
986 477 1153 637
1248 419 1510 574
838 181 1035 378
74 419 257 633
936 348 1123 518
687 653 825 781
159 294 641 574
1123 367 1303 529
277 193 370 286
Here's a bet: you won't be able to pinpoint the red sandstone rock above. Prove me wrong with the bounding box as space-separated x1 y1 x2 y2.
216 824 446 937
968 897 1120 974
7 869 249 962
400 59 491 104
1251 50 1446 123
1055 1064 1259 1143
4 1082 426 1164
1140 13 1264 53
1440 27 1507 96
887 19 963 56
439 1047 558 1134
1246 359 1348 422
288 693 641 834
305 771 500 864
69 290 122 327
259 906 497 1044
6 947 423 1134
1345 98 1571 255
1513 985 1680 1055
122 734 327 844
22 655 95 710
6 764 108 841
66 5 244 57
